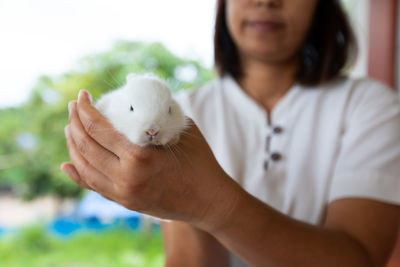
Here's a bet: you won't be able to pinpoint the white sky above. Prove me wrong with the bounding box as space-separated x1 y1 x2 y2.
0 0 374 108
0 0 215 108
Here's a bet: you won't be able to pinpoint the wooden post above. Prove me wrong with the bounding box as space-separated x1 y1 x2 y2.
387 234 400 267
368 0 398 88
368 3 400 266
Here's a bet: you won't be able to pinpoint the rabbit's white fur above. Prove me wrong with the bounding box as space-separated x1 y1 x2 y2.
95 73 187 147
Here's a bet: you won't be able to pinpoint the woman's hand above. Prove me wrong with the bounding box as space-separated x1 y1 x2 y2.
61 90 241 231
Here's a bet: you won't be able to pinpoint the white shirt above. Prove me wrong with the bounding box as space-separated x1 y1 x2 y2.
174 76 400 267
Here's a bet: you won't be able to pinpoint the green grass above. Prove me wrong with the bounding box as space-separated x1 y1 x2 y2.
0 225 164 267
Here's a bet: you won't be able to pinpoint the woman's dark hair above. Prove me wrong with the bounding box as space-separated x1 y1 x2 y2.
214 0 358 86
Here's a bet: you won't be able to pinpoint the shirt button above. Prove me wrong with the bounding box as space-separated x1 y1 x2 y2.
273 126 283 134
264 160 269 170
271 152 282 162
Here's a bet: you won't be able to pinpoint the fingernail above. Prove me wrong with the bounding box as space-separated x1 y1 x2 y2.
64 126 70 137
78 90 84 102
88 92 93 104
68 101 73 114
78 89 91 104
68 102 75 120
61 165 71 176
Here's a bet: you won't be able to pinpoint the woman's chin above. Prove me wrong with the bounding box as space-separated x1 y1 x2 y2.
244 48 295 64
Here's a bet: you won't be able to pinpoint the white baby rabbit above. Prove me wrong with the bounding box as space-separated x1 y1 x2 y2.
95 73 187 147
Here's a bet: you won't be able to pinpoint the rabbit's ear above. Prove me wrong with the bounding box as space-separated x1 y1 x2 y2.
126 73 138 82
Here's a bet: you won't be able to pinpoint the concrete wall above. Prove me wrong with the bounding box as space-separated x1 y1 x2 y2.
397 1 400 93
342 0 370 79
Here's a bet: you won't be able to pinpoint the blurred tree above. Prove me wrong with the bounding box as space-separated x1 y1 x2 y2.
0 41 215 200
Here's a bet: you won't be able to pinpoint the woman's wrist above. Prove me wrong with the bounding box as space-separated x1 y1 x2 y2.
198 177 276 243
191 171 247 234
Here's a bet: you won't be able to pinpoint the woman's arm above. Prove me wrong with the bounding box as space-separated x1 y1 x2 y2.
62 90 400 267
162 221 229 267
161 186 399 267
207 186 400 267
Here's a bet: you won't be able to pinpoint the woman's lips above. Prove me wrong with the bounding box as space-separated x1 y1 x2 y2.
246 20 284 31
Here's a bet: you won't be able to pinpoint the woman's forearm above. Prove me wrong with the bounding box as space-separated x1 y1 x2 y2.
162 221 230 267
202 185 373 267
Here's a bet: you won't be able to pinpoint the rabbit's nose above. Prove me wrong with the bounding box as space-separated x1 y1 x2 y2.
146 128 159 136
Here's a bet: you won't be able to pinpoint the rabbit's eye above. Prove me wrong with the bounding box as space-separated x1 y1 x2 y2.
168 106 171 115
130 105 134 112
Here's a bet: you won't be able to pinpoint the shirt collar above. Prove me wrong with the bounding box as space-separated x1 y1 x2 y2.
221 75 266 121
221 75 302 123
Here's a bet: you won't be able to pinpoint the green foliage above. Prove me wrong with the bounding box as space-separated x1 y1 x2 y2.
0 225 164 267
0 40 215 200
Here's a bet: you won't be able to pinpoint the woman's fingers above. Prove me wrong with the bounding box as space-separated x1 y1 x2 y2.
68 101 120 178
60 162 117 203
65 125 115 199
76 90 138 158
60 162 92 190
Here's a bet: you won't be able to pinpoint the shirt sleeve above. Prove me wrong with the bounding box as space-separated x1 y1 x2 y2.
329 79 400 205
173 89 194 119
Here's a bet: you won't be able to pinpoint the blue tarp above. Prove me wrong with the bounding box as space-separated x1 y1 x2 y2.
47 191 143 236
76 191 142 220
0 192 146 237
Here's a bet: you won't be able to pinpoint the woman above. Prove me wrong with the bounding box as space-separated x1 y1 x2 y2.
61 0 400 266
